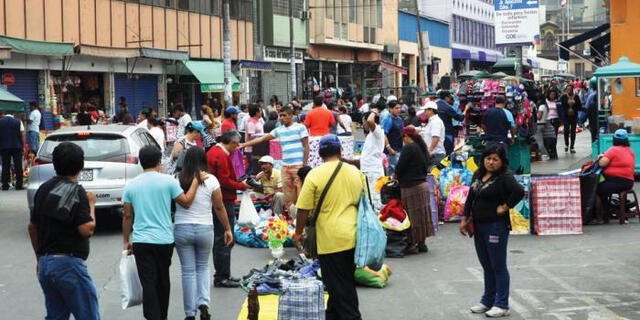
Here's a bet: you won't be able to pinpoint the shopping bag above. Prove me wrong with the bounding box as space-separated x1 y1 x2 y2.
355 193 387 270
580 162 603 223
238 192 260 228
119 250 142 309
278 279 325 320
444 185 470 222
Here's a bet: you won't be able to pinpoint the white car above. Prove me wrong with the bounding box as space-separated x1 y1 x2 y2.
27 124 160 217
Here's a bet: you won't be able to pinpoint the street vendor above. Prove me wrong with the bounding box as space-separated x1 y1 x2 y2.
251 156 285 216
594 129 636 224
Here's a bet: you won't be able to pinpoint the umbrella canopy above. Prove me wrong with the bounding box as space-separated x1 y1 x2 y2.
0 87 25 112
593 56 640 78
553 73 576 79
473 70 493 80
458 70 481 80
490 72 508 79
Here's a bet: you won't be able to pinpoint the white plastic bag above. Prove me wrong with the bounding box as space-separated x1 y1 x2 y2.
120 250 143 309
237 191 260 228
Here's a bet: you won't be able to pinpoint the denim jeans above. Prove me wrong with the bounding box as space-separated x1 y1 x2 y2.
175 224 214 317
213 202 236 282
38 255 100 320
386 152 400 176
473 220 510 309
27 130 40 152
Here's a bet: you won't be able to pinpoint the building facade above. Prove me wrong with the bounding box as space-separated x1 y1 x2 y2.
304 0 402 99
609 0 640 118
0 0 255 124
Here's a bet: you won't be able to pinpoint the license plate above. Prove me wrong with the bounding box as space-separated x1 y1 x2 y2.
79 169 94 181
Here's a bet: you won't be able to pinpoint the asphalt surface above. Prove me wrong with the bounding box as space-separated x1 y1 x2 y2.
2 131 640 319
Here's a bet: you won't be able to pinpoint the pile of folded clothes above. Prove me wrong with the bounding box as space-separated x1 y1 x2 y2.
240 254 322 294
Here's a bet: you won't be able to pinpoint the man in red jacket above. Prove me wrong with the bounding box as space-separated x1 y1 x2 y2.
207 129 249 288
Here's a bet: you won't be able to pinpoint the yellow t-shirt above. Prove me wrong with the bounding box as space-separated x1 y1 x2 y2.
258 170 282 195
296 161 364 255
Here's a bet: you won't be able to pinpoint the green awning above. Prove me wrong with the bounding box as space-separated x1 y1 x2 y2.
594 56 640 78
183 60 240 93
0 87 26 112
0 35 74 56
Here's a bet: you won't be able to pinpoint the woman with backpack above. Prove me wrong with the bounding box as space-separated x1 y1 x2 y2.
175 147 234 320
171 122 206 173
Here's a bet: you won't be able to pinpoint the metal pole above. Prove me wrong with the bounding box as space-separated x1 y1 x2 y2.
289 0 297 101
413 0 428 90
223 0 232 106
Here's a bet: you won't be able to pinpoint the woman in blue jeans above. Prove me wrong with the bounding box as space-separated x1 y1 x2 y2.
460 145 524 318
176 148 234 320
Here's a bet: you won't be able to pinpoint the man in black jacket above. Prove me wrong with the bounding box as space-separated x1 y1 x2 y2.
28 142 100 319
436 90 470 155
0 110 25 190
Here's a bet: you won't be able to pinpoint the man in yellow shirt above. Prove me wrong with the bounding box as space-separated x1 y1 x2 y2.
294 135 364 320
252 156 285 216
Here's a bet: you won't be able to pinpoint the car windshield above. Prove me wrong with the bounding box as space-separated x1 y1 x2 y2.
39 133 130 161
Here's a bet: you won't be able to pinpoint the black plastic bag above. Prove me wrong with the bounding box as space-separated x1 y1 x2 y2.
385 229 406 258
580 162 603 223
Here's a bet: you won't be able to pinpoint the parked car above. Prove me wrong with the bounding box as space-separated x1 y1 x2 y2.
27 124 160 217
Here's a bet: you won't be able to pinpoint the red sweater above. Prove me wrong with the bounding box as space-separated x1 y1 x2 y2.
207 145 246 203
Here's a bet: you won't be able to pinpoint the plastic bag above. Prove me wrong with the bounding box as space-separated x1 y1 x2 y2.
354 265 392 288
580 162 603 223
444 185 470 222
238 191 260 228
355 193 387 270
119 250 143 309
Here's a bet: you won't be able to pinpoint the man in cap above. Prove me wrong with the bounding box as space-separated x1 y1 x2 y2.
221 106 240 134
294 134 364 319
421 101 447 167
436 90 470 155
251 155 286 216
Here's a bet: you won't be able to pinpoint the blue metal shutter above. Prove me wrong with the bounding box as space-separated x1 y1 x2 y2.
2 69 38 106
114 74 158 119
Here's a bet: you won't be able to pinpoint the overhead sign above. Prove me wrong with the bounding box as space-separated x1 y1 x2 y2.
494 0 540 45
2 73 15 86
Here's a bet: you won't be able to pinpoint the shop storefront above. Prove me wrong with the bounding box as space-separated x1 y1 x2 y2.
259 46 303 102
0 69 39 106
114 74 159 120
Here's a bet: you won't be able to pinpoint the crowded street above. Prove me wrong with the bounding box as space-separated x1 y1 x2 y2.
1 0 640 319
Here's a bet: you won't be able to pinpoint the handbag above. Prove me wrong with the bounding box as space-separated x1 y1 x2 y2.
304 162 343 258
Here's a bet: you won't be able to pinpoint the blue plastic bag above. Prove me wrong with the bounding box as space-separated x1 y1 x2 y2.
355 192 387 270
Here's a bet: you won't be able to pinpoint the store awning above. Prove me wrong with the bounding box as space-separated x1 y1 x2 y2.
589 33 610 63
238 60 273 71
453 48 471 60
559 23 610 61
182 60 241 93
76 45 189 60
594 56 640 78
0 87 26 112
0 35 74 56
377 60 407 75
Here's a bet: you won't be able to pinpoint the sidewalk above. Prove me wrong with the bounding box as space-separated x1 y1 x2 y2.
531 130 592 175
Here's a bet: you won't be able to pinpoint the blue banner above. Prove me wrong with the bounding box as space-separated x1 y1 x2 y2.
495 0 539 11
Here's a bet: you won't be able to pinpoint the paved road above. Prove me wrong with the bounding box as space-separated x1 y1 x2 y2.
3 186 640 320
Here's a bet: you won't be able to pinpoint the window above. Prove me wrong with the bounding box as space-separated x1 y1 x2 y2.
327 0 334 19
178 0 189 10
349 0 356 22
377 0 382 28
211 0 221 16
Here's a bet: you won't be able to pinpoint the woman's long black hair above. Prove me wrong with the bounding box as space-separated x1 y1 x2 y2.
179 147 208 193
472 144 510 181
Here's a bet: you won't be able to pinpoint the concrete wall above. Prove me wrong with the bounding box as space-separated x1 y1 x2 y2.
0 0 254 60
610 0 640 119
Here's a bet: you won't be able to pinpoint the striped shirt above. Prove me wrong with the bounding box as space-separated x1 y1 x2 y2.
271 123 309 166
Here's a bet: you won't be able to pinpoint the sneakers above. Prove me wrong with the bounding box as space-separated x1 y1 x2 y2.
570 149 576 154
470 303 490 314
485 306 511 318
198 305 211 320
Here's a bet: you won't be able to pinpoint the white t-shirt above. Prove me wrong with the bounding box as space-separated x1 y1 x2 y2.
360 103 370 113
137 119 148 129
149 126 166 151
361 125 385 174
237 112 249 132
28 109 41 132
337 114 352 134
175 174 221 225
422 115 446 155
177 114 193 139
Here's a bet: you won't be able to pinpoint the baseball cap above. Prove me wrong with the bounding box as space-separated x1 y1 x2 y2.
258 155 275 165
187 121 206 134
225 106 240 115
614 129 629 140
422 101 438 111
319 134 341 151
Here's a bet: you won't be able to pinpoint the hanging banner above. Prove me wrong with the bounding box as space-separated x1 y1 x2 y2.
494 0 540 45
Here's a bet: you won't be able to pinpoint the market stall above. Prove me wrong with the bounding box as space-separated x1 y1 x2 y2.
0 87 26 112
591 56 640 173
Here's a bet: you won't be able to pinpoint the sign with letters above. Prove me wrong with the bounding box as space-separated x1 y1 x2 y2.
494 0 540 45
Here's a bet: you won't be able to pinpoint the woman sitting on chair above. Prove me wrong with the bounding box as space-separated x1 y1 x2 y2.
595 129 636 224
